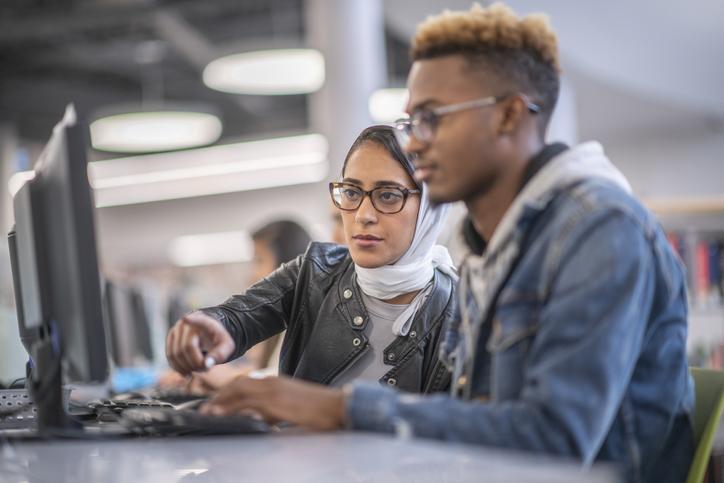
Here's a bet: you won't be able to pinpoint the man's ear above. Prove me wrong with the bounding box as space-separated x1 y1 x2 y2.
498 96 527 135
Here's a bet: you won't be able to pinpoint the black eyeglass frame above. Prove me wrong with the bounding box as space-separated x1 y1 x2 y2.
329 182 421 214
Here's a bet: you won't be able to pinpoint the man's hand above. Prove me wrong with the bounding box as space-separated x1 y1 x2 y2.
201 375 347 431
166 311 235 375
188 363 254 394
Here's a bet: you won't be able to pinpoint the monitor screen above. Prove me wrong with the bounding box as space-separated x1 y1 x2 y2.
130 289 154 364
104 280 154 367
11 105 109 385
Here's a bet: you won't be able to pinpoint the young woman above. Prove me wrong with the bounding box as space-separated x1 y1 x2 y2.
166 125 456 394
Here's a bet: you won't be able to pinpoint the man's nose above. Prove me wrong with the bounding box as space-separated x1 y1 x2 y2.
403 132 427 157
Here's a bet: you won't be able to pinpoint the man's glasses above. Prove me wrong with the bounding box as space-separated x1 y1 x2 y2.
393 93 540 147
329 182 420 214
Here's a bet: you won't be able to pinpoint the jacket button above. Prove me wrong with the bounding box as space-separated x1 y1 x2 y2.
387 378 397 386
343 289 353 299
387 352 396 361
409 330 417 339
352 337 361 347
353 316 364 326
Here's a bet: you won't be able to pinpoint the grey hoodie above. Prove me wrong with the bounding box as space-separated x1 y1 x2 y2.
445 142 633 398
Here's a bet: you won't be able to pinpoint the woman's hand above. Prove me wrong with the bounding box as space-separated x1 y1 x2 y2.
201 375 347 431
166 311 235 375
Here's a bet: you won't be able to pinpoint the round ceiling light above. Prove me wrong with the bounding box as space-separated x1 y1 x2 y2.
369 88 409 123
90 110 222 153
203 48 325 95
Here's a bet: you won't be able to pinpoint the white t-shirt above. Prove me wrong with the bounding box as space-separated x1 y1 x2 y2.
331 291 408 387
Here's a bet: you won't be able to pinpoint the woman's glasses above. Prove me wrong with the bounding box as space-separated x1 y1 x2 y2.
329 182 420 214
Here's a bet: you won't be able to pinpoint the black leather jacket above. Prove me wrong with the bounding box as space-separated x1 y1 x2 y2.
201 242 454 394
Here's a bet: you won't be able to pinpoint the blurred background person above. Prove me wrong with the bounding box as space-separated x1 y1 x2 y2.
159 219 311 391
245 220 313 371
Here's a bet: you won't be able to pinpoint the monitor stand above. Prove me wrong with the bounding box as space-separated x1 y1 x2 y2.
28 322 81 433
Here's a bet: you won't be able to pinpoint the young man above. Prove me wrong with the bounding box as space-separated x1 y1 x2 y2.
198 4 694 482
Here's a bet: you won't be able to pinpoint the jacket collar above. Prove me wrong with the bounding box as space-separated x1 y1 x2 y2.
328 261 454 387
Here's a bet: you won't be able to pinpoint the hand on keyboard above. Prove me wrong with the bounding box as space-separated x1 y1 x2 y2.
157 362 255 398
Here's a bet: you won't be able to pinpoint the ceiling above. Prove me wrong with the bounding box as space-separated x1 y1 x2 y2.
4 0 722 151
1 0 723 270
386 0 724 118
0 0 313 151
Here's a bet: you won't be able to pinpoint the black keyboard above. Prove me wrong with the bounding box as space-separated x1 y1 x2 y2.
120 407 271 436
88 398 176 422
3 388 266 437
0 389 36 430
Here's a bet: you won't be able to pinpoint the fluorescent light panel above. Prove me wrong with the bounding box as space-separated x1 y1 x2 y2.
8 134 328 207
90 111 223 153
203 49 325 95
369 88 408 123
7 172 36 201
169 230 253 267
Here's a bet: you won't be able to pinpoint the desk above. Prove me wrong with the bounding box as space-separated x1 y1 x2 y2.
0 431 619 483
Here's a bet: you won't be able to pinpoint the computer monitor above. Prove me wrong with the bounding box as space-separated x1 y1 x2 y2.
9 104 109 431
130 289 155 364
103 280 154 368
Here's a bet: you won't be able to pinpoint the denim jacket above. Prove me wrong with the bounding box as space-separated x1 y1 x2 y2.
201 242 453 393
346 142 694 483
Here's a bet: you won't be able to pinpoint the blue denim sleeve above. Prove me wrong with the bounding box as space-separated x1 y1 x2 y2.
346 211 654 464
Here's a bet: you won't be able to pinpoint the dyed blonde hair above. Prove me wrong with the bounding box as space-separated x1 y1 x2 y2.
411 3 560 124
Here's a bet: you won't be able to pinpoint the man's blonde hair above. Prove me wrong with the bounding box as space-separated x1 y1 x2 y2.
412 3 560 72
411 3 561 125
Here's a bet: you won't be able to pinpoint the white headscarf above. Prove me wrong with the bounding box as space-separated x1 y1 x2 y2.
354 183 456 336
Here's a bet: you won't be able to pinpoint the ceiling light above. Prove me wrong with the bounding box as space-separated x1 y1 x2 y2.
8 134 329 207
203 48 325 95
90 133 328 207
369 88 408 123
169 230 253 267
90 43 223 154
90 110 222 153
7 171 36 200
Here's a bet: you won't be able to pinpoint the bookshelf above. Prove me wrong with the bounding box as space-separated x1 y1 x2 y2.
649 197 724 369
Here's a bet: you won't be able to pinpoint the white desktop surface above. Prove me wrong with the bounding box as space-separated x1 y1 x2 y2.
0 430 619 483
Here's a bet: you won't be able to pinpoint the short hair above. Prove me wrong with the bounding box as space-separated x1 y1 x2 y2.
341 125 420 189
412 3 560 128
251 220 311 265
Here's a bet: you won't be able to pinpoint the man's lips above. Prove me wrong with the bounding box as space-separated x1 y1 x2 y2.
414 163 437 183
